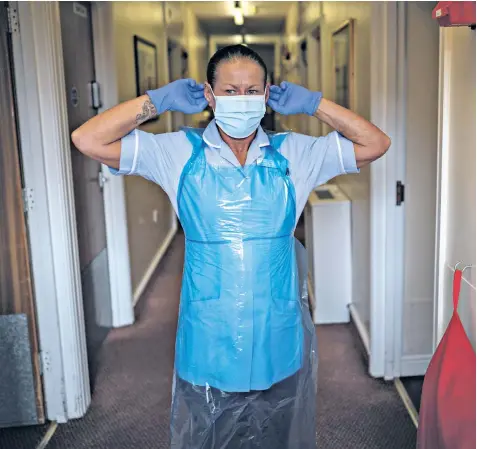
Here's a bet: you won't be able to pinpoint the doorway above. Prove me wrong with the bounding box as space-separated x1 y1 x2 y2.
0 3 44 427
59 1 112 386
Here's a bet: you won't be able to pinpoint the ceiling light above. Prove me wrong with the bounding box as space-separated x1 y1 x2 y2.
234 9 244 26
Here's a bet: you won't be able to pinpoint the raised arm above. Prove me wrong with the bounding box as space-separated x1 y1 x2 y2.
268 82 391 168
71 79 207 169
72 96 156 169
313 99 390 168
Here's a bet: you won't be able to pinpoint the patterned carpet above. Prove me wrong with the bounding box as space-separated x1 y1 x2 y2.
0 235 416 449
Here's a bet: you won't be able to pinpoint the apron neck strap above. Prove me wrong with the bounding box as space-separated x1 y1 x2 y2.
453 269 463 312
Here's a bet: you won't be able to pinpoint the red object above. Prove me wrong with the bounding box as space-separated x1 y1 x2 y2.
417 269 476 449
432 1 476 27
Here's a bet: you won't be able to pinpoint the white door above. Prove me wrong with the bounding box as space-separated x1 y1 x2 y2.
398 1 440 377
368 2 439 379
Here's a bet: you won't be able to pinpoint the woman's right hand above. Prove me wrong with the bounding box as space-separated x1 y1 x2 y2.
147 79 208 115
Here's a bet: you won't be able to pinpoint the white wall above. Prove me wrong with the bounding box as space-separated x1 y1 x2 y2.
286 1 373 331
111 1 207 293
166 2 209 128
112 2 174 292
436 26 476 349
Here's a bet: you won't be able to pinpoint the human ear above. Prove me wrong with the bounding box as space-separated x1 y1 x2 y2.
265 83 270 103
204 83 215 110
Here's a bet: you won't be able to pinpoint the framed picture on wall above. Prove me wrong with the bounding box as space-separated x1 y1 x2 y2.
331 19 355 110
134 35 158 98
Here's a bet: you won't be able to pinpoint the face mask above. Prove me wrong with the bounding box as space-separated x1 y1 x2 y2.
211 90 266 139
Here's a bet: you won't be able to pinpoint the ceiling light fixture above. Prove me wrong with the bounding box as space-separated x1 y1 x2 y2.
234 1 244 26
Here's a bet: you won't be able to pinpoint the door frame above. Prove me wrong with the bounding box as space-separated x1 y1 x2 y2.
209 34 282 82
368 1 407 380
433 27 449 351
297 16 323 137
91 2 134 328
10 1 133 422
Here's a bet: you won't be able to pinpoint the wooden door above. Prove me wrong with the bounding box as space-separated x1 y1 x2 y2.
0 3 44 426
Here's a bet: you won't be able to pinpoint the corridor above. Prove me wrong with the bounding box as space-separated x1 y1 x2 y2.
2 236 416 449
1 1 475 448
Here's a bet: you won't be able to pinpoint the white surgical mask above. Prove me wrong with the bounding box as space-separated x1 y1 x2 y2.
212 90 266 139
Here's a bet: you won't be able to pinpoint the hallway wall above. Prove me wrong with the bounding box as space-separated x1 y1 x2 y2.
165 2 209 128
285 2 373 331
110 2 206 292
437 26 476 349
113 2 173 292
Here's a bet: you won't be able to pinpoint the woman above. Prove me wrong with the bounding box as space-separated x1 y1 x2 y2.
73 45 390 448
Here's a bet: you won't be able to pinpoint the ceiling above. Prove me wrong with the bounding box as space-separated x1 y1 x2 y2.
187 1 291 35
199 16 286 35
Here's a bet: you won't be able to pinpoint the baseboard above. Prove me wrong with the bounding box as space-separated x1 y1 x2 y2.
394 378 419 428
399 355 431 377
133 224 177 306
348 303 371 356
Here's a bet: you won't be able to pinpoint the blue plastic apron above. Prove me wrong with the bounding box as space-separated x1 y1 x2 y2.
174 128 304 393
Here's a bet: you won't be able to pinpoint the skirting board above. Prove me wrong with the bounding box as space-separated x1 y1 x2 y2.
400 355 431 377
348 303 371 356
133 225 177 306
394 378 419 428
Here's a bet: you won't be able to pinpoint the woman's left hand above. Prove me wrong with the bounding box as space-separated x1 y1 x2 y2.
268 82 322 116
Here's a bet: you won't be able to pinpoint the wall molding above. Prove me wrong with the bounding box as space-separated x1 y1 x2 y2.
349 303 371 356
400 355 431 377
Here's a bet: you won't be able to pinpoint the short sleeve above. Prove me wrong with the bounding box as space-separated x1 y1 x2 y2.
108 129 192 209
279 131 359 219
283 131 359 190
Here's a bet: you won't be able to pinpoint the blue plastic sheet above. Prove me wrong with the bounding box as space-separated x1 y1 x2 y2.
170 128 318 448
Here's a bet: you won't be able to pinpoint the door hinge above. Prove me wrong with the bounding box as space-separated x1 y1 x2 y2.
7 6 19 34
396 181 405 206
22 187 34 213
37 352 43 375
98 171 108 190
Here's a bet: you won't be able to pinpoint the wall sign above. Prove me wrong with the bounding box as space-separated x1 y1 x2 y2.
73 2 88 18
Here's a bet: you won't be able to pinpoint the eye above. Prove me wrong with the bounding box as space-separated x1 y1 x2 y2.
225 89 236 95
247 90 259 95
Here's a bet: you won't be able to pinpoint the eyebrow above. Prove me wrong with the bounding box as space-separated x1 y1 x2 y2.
224 84 261 89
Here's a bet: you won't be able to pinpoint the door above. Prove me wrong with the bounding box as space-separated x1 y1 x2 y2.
399 1 439 375
168 39 186 130
0 3 44 426
59 1 112 384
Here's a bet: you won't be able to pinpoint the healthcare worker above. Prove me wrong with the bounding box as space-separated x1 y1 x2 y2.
73 45 390 449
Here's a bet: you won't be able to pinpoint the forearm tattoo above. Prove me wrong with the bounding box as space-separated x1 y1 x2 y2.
135 99 157 125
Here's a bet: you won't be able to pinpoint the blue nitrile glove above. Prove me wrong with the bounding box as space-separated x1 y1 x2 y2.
268 82 322 116
146 79 208 115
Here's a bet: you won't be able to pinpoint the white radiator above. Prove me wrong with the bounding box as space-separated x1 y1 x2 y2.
304 185 352 325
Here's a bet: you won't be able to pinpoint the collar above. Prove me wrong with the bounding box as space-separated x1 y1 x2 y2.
202 119 271 150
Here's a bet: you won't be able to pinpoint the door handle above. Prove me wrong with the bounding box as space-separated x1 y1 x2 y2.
89 81 102 110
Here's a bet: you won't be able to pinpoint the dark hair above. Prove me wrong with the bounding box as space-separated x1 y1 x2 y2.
206 44 268 88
